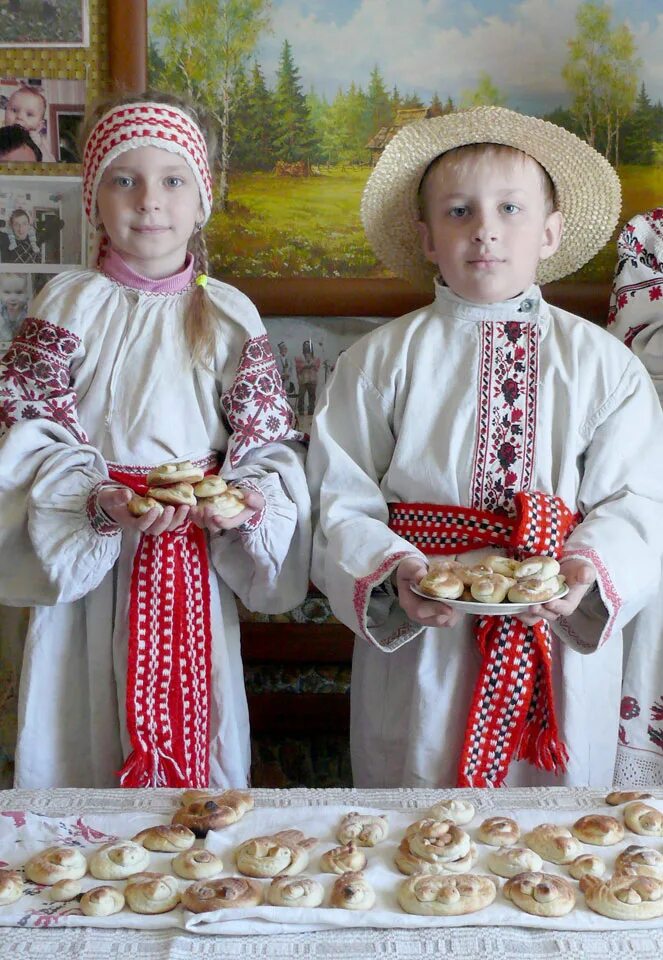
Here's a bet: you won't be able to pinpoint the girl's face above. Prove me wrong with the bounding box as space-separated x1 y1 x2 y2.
96 146 204 279
5 90 44 132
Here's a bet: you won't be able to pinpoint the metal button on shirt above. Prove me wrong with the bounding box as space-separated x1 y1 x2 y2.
519 298 533 313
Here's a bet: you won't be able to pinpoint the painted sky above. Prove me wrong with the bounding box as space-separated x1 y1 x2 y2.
254 0 663 114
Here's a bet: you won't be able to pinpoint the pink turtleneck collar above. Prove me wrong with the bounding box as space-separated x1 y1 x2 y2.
101 246 195 294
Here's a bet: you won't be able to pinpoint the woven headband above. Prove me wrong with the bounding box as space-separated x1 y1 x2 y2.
83 102 213 226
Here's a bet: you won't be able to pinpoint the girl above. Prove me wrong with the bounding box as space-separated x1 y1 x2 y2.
0 93 311 789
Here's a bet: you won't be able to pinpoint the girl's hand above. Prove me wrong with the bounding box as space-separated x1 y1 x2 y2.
394 557 464 629
516 558 597 627
96 486 191 536
189 489 266 533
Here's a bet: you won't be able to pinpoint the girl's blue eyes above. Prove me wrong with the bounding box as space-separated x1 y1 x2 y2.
111 176 185 188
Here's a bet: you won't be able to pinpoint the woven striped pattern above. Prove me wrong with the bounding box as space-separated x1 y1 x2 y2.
389 490 579 787
83 102 213 226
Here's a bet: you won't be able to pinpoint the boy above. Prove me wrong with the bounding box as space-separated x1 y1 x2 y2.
307 106 663 789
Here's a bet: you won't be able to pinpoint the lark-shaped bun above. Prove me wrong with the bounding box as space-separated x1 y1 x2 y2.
146 461 205 486
504 871 575 917
80 885 125 917
0 869 24 905
336 813 388 847
88 840 150 880
571 814 624 846
567 853 605 880
172 849 224 880
395 819 476 876
172 789 254 837
319 841 367 875
330 871 376 910
623 801 663 837
524 823 582 864
476 816 520 846
398 874 496 916
132 824 196 853
25 846 87 885
605 790 652 806
428 798 475 825
125 873 180 914
235 829 317 878
581 874 663 921
182 876 263 912
267 875 324 908
614 845 663 879
487 846 543 878
48 878 82 901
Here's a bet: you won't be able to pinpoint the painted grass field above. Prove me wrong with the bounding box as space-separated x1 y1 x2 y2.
207 163 663 282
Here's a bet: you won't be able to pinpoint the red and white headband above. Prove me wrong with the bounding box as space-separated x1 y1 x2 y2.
83 101 213 226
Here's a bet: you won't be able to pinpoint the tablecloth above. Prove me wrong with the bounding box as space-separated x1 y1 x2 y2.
0 785 662 958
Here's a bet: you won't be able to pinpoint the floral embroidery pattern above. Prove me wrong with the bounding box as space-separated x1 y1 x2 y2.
222 335 304 468
608 210 663 328
649 696 663 752
0 317 86 441
471 320 538 514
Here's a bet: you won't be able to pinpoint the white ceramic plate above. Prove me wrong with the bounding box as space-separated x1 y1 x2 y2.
409 584 569 616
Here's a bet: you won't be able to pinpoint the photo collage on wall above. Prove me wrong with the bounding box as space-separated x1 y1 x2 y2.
0 3 89 350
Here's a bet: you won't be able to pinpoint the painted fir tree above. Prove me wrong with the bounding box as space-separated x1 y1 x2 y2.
273 39 320 166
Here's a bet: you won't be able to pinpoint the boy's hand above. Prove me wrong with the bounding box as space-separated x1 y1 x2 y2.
516 558 597 626
189 489 266 533
393 557 463 629
96 486 190 536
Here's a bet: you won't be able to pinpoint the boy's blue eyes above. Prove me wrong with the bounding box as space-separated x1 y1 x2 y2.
447 203 521 217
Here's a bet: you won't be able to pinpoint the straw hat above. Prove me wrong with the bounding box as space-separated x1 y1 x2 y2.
361 106 621 290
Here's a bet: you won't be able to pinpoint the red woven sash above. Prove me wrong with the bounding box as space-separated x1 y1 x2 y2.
389 491 579 787
108 463 216 788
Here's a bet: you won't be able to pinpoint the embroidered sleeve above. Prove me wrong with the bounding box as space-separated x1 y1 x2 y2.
221 334 304 468
608 210 663 338
0 317 87 442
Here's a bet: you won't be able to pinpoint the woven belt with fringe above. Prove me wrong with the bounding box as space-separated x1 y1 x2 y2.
108 457 218 788
389 491 580 787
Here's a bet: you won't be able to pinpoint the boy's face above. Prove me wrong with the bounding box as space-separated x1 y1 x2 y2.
10 214 30 240
5 90 44 132
417 151 562 304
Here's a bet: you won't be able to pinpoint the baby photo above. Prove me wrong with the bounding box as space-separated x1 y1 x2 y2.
0 175 85 266
0 270 29 345
0 78 86 163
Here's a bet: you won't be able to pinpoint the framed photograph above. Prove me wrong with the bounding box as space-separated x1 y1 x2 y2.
0 0 89 48
0 79 86 163
0 175 85 268
112 1 662 319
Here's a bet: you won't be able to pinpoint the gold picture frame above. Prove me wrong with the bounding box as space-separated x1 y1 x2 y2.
107 0 611 322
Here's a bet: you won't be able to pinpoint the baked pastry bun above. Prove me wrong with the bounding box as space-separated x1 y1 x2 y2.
25 846 88 885
319 841 367 875
524 824 582 864
133 824 196 853
48 878 82 901
614 844 663 879
571 814 624 846
0 869 24 905
125 873 180 914
476 816 520 846
459 563 496 586
330 871 376 910
417 565 464 600
172 789 254 837
484 555 520 577
567 853 605 880
504 871 575 917
182 876 263 912
428 798 475 825
88 840 150 880
623 801 663 837
146 461 205 486
508 575 565 604
147 482 197 507
337 812 389 847
470 574 515 603
267 875 324 908
193 476 227 499
514 556 561 580
80 885 125 917
235 829 317 878
398 874 496 916
605 790 652 806
580 874 663 921
395 819 476 875
172 849 224 880
486 846 543 878
127 496 164 518
205 489 246 519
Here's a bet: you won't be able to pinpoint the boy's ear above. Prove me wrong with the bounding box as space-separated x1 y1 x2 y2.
540 210 563 262
417 219 438 264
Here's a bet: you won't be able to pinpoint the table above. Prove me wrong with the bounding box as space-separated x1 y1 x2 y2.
1 785 662 959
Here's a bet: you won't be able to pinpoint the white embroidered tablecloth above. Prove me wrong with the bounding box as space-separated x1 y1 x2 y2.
0 786 661 958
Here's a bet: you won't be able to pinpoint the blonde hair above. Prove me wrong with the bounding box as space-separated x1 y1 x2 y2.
418 142 556 222
80 90 219 367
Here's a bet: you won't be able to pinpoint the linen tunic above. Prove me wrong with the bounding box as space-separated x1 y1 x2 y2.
308 281 663 789
608 208 663 786
0 260 310 789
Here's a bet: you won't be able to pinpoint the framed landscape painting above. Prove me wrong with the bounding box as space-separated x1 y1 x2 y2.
113 1 663 316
